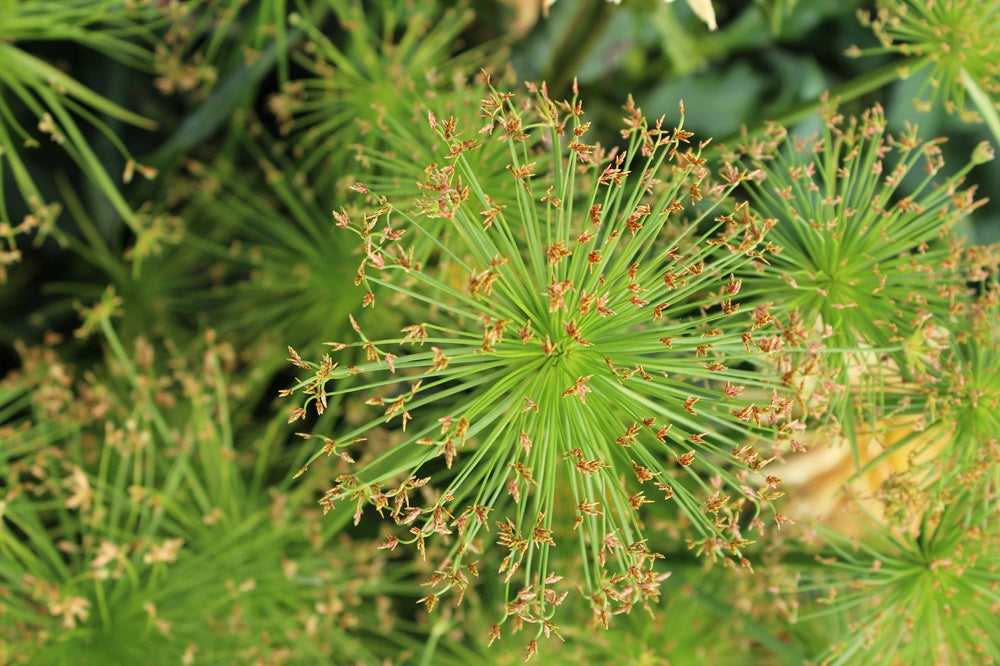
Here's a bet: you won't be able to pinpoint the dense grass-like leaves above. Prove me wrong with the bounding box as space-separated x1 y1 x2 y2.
0 0 161 280
0 310 403 665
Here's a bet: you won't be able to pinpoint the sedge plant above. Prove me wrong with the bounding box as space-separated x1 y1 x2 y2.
283 79 805 654
175 122 360 371
0 0 162 281
0 295 409 665
733 100 992 426
852 0 1000 145
2 0 999 663
272 0 500 200
794 479 1000 666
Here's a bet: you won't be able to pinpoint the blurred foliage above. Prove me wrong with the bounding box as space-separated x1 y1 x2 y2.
1 0 998 663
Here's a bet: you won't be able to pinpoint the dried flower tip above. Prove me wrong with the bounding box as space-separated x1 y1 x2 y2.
562 375 594 402
972 141 995 165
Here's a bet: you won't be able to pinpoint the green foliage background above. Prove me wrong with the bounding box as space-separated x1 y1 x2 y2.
1 1 998 664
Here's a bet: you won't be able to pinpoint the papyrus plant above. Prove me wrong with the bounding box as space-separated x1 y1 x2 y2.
0 296 403 665
284 80 801 654
0 0 160 281
271 0 497 199
176 124 359 364
797 479 1000 666
853 0 1000 144
734 100 992 426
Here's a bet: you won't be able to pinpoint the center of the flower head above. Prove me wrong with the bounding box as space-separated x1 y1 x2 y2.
813 267 852 299
532 317 596 362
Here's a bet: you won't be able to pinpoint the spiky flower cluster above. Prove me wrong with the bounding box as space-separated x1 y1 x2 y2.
800 482 1000 665
284 80 799 648
852 0 1000 137
735 99 991 418
271 0 487 198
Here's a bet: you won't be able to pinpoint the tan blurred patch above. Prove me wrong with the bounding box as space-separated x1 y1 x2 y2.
774 418 946 536
497 0 554 38
505 0 719 36
683 0 717 30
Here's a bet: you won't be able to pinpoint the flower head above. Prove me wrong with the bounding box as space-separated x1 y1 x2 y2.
272 1 491 198
286 81 795 645
799 482 1000 665
852 0 1000 132
735 100 989 418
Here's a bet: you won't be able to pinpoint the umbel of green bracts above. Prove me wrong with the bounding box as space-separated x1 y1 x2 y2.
852 0 1000 146
798 482 1000 665
271 0 495 200
734 99 992 419
283 79 803 650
